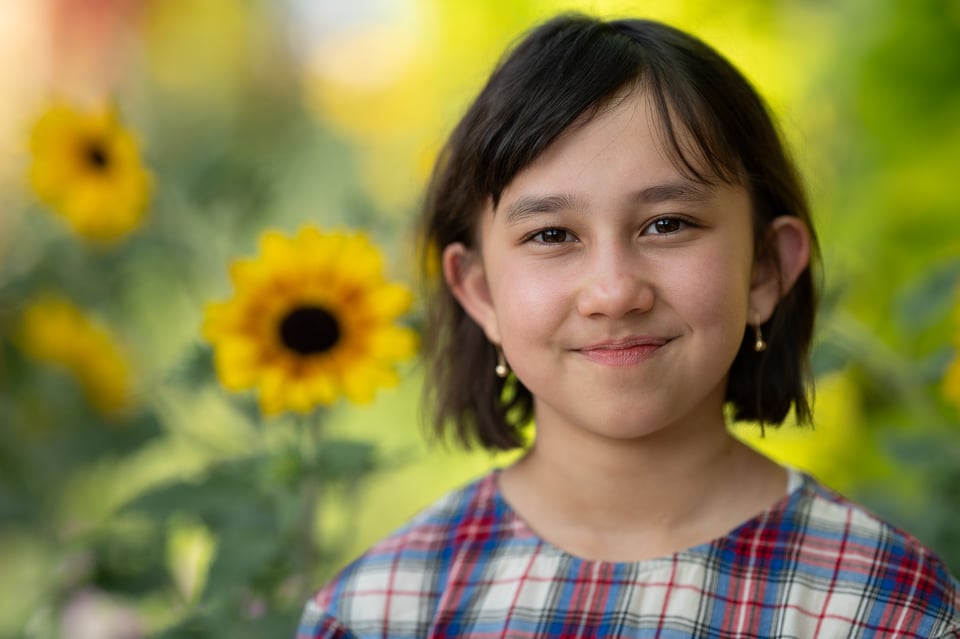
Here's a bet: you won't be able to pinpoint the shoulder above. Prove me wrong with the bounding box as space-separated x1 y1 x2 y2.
792 474 955 584
297 471 505 638
759 473 960 636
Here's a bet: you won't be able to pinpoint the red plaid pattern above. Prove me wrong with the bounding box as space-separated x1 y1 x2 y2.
298 471 960 638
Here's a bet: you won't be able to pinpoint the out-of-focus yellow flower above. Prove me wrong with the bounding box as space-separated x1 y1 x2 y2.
19 297 133 414
944 293 960 411
29 103 152 243
944 358 960 410
732 370 885 493
203 227 418 416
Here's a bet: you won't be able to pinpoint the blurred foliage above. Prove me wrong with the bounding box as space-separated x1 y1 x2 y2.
0 0 958 637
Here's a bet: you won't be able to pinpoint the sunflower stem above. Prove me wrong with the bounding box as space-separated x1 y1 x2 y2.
296 409 324 604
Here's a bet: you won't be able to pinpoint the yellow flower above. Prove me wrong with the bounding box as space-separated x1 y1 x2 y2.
945 293 960 411
944 357 960 410
19 297 133 414
203 227 418 415
732 370 891 494
29 103 152 243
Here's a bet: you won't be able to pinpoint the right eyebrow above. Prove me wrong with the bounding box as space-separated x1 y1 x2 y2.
501 193 586 225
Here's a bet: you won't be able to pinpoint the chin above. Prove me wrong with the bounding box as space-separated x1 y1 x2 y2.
581 413 671 442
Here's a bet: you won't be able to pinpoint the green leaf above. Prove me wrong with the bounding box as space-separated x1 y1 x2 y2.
311 439 378 481
810 338 850 377
168 342 217 389
895 258 960 332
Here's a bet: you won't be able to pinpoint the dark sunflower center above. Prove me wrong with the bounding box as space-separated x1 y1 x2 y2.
279 306 341 355
84 142 110 170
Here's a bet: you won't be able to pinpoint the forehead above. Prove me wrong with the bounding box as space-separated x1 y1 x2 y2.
497 88 741 212
495 91 700 206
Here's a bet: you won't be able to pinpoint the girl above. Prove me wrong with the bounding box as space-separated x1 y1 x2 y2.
298 14 960 638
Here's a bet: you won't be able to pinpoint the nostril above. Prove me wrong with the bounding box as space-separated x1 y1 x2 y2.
577 273 655 318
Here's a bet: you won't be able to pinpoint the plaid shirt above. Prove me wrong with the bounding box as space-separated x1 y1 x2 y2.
298 471 960 638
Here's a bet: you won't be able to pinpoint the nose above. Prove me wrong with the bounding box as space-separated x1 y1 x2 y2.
575 247 655 318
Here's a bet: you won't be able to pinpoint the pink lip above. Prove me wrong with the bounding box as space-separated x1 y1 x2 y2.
577 337 669 366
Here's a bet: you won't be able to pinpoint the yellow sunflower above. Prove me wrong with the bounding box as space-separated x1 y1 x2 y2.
203 227 418 415
18 297 133 414
29 102 152 243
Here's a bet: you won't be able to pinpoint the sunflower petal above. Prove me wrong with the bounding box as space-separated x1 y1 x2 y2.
204 226 417 415
366 283 413 319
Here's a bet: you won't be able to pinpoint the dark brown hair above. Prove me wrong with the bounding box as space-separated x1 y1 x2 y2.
419 14 819 450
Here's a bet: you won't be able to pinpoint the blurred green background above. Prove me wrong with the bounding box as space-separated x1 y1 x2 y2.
1 0 958 637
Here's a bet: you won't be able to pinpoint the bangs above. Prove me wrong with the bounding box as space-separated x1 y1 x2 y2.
643 78 744 186
469 17 746 210
571 80 745 190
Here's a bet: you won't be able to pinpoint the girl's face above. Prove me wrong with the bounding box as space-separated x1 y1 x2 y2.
446 91 797 444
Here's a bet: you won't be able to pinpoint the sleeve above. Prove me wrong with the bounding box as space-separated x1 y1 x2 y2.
295 599 359 639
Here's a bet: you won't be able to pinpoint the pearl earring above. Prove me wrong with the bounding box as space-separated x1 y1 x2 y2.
753 314 767 353
495 346 509 378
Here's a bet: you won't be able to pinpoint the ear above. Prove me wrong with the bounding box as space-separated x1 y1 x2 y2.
749 216 811 322
442 242 502 344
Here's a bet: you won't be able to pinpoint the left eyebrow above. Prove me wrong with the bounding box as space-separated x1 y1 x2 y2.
631 180 714 204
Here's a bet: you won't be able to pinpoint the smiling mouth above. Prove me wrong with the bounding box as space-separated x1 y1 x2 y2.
577 338 669 366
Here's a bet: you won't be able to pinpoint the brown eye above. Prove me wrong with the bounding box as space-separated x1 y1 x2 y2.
652 218 682 234
536 228 568 243
643 216 694 236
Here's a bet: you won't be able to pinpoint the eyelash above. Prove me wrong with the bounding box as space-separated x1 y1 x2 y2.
523 216 697 244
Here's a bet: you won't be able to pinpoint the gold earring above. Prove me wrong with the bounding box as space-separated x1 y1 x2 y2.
495 346 509 378
753 315 767 353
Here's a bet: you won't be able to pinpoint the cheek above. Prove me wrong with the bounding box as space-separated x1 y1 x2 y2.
670 248 753 326
489 264 569 337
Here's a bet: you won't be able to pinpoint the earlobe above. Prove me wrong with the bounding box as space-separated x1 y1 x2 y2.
749 216 811 322
442 242 502 343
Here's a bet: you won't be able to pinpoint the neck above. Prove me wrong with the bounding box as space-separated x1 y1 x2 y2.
499 410 785 560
